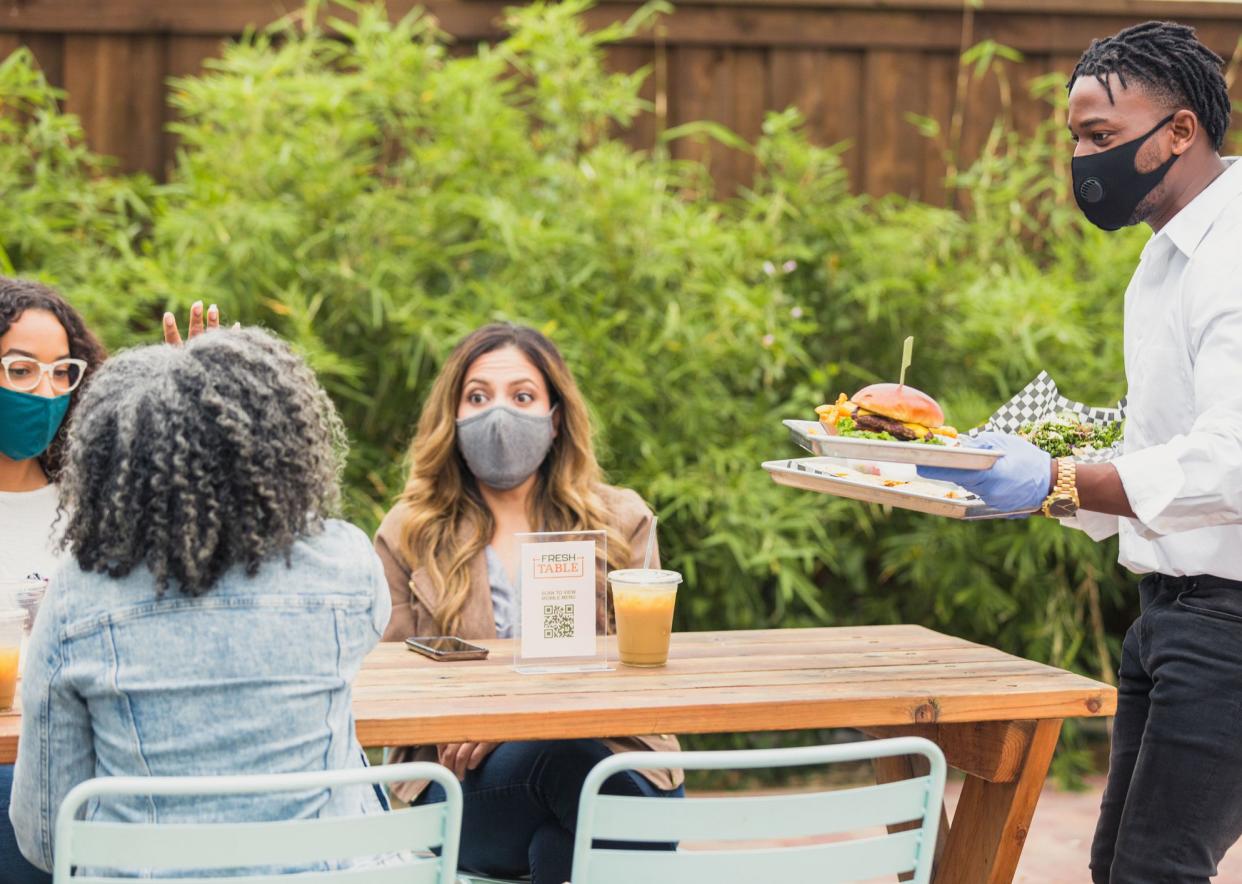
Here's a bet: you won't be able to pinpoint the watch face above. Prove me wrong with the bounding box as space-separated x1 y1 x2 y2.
1046 497 1079 519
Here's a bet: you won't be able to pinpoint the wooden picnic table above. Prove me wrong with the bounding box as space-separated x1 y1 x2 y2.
0 624 1114 884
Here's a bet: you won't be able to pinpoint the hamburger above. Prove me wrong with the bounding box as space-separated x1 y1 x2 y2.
815 383 958 444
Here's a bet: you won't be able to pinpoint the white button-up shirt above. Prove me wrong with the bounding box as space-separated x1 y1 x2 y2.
1071 157 1242 579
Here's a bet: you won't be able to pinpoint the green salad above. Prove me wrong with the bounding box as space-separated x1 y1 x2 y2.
1017 415 1124 458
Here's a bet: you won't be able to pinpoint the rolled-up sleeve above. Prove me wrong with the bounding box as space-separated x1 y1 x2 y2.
1111 276 1242 537
10 577 94 872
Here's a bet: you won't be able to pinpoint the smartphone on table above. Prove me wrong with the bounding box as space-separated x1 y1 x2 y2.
405 636 490 662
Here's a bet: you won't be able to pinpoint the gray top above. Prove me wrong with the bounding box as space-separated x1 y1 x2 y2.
484 545 517 639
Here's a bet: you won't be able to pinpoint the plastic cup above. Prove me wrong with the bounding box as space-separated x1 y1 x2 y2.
0 578 46 674
609 569 682 667
0 609 25 710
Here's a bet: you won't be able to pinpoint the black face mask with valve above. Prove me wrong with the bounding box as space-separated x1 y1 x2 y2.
1072 113 1179 231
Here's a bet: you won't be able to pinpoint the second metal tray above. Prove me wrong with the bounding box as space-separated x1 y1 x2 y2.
763 457 1037 520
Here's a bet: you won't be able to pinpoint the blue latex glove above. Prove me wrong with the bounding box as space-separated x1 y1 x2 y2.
916 431 1052 514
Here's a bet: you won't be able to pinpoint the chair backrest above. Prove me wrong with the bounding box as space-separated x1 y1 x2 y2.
52 761 462 884
571 736 946 884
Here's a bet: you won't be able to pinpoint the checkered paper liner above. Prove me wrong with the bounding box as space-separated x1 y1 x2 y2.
969 371 1126 463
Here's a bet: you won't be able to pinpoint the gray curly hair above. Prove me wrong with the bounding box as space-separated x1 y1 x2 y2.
58 327 347 596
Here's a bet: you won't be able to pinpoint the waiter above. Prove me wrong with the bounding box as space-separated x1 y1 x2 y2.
921 21 1242 884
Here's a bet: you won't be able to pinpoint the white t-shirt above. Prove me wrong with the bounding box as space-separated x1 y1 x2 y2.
0 483 62 581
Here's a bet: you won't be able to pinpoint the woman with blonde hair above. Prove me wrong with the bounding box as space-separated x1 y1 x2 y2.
374 323 681 884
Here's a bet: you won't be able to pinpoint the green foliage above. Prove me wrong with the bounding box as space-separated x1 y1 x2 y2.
0 48 152 342
0 3 1145 780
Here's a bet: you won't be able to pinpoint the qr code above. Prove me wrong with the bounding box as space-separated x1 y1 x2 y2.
543 604 575 639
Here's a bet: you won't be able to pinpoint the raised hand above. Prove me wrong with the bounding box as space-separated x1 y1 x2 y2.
162 301 224 345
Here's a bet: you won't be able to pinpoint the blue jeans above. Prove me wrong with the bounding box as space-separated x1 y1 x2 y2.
416 739 682 884
1091 575 1242 883
0 764 51 883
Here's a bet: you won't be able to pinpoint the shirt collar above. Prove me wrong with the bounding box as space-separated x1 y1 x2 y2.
1159 156 1242 258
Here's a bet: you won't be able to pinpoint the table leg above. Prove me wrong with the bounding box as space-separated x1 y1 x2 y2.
874 753 950 882
933 718 1064 884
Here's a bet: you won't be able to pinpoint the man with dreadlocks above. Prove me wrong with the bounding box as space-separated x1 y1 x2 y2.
920 20 1242 883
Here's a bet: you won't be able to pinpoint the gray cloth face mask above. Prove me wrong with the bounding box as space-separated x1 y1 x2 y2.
456 405 557 491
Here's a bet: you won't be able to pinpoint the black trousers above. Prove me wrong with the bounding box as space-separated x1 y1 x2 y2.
416 739 682 884
1091 574 1242 883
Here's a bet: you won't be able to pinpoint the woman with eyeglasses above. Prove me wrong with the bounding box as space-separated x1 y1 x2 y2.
0 278 103 883
0 280 103 586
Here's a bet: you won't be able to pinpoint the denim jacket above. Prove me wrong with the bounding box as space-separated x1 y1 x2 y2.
10 519 392 873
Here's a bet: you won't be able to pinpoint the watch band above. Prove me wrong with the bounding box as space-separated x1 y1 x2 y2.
1041 458 1080 518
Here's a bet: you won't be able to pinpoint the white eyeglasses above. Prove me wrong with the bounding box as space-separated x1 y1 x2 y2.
1 356 89 394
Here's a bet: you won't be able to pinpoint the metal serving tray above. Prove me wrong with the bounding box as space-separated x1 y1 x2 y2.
784 420 1003 471
762 457 1037 521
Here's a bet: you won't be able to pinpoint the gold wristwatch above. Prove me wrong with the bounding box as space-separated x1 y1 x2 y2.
1041 458 1080 518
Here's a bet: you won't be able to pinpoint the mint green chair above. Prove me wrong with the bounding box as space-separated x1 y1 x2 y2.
52 761 462 883
571 737 946 884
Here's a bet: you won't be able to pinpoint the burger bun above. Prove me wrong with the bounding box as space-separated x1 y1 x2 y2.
851 383 945 428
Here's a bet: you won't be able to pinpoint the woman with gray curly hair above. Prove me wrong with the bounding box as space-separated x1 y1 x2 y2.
8 327 393 875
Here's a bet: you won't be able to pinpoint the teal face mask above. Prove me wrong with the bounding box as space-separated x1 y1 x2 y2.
0 385 70 461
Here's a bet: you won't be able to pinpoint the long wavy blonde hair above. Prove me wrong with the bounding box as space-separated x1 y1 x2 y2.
397 324 631 634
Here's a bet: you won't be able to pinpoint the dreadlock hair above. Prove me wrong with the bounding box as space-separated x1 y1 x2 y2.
1069 21 1232 151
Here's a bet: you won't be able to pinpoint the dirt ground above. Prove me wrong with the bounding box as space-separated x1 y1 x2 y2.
962 776 1242 883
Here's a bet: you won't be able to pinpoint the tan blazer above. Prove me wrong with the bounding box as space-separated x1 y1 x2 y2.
374 483 682 803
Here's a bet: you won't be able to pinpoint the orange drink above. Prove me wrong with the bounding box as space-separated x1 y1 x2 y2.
609 569 682 667
0 609 25 710
0 647 18 710
0 578 46 675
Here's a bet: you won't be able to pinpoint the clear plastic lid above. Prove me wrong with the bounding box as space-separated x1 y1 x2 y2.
607 569 683 587
0 578 45 592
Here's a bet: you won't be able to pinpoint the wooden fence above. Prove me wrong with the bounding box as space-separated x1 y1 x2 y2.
2 0 1242 198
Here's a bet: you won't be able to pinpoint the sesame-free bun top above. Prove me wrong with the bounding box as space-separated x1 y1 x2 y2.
851 383 945 427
